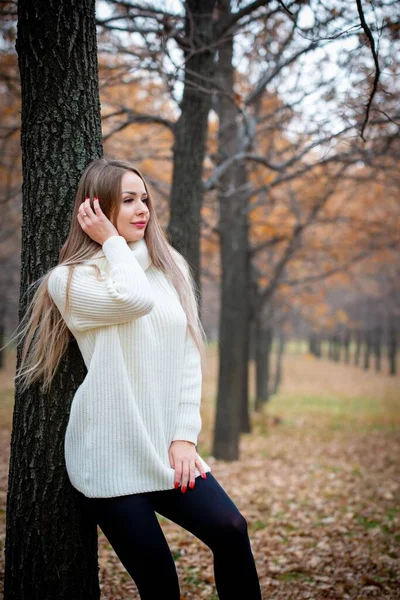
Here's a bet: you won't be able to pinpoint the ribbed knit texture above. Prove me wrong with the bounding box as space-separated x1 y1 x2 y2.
47 235 211 498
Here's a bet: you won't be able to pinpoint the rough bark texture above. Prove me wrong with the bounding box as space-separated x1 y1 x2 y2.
212 0 250 459
5 1 102 598
168 0 217 302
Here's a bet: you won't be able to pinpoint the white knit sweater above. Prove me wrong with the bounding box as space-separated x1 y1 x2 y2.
47 235 211 498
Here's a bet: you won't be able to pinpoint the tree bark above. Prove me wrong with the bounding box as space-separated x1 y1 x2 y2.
343 328 351 364
363 329 372 370
212 0 250 459
373 325 382 372
308 333 315 356
328 335 333 360
388 316 397 376
333 331 341 362
254 317 273 412
272 328 285 395
168 0 217 306
5 2 102 599
0 305 4 369
354 328 361 366
309 331 322 358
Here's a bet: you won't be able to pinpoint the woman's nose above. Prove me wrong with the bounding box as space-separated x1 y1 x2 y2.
136 206 149 218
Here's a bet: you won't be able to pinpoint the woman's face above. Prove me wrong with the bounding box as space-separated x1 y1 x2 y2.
115 171 150 243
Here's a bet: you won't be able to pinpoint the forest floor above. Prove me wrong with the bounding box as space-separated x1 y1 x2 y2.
0 347 399 600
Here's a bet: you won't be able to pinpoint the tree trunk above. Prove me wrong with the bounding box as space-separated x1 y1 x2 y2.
328 335 333 360
5 2 102 599
343 328 351 364
240 174 251 434
240 333 251 433
318 334 323 358
272 328 285 395
249 316 256 362
363 329 372 370
308 332 317 356
0 305 4 369
388 316 397 376
168 0 217 308
354 328 361 366
212 0 250 459
254 317 273 412
333 332 341 362
373 325 382 372
315 333 322 358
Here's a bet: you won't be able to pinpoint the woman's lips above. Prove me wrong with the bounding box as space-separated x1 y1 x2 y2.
132 222 146 228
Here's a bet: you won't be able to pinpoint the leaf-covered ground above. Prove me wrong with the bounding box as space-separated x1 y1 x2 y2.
0 348 399 599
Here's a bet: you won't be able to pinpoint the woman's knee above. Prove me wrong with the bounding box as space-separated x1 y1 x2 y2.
214 511 249 543
231 512 249 537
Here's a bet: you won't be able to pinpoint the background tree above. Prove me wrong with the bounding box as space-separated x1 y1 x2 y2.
168 0 217 298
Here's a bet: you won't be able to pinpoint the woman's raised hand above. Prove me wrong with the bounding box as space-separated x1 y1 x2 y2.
77 197 120 246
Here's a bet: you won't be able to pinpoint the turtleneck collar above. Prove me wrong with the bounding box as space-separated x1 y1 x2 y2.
88 236 152 271
127 236 152 271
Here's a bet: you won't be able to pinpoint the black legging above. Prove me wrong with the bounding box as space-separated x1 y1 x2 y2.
78 472 262 599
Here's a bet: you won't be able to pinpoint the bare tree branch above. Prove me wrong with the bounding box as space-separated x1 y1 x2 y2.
355 0 381 141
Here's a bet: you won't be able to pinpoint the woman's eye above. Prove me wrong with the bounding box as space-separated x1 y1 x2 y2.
123 197 148 203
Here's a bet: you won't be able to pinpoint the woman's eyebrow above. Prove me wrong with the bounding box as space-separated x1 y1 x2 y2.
122 191 147 195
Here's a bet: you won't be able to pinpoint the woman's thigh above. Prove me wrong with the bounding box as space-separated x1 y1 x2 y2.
79 492 179 589
144 472 248 548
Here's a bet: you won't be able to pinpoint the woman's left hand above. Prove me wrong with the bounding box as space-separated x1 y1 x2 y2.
168 440 205 493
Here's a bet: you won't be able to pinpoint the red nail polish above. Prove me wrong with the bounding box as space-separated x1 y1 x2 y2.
181 486 187 494
174 482 180 489
201 473 207 479
189 481 195 489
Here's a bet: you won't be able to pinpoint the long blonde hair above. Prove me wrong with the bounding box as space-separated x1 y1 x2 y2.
12 158 208 392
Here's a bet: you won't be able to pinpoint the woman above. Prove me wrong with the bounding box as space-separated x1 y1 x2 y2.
15 158 262 600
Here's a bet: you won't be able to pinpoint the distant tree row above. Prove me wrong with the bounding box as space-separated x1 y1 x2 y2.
309 315 398 376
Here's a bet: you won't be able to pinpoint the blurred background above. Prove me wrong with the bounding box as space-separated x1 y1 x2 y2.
0 1 399 599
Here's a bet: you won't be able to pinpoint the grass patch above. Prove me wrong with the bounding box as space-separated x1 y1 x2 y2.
386 508 399 521
266 390 400 433
357 516 381 530
249 519 267 532
184 566 202 586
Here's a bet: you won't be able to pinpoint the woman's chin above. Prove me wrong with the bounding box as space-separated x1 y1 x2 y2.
122 229 145 243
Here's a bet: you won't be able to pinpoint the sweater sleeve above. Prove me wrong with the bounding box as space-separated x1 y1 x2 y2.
47 235 154 331
171 250 202 446
172 327 203 445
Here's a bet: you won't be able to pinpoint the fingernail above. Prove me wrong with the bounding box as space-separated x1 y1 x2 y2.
181 486 187 494
85 197 89 201
201 473 207 479
189 482 195 489
94 196 98 201
174 482 180 489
